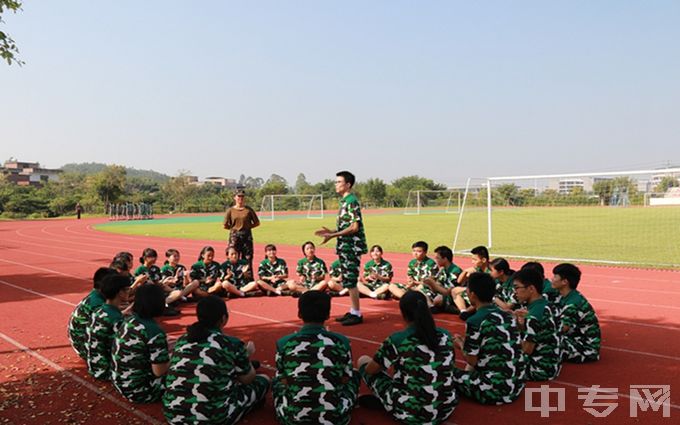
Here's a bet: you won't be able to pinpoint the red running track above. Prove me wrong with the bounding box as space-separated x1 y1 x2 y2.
1 217 679 424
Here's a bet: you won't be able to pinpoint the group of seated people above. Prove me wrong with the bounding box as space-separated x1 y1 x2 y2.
67 243 601 424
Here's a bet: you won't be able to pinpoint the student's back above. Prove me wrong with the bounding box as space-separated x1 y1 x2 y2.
524 297 561 380
86 304 124 380
558 289 601 362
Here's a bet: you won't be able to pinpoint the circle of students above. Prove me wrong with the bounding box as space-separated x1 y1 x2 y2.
68 243 601 425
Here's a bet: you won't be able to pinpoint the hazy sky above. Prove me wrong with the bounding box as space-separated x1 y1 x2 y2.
2 1 679 185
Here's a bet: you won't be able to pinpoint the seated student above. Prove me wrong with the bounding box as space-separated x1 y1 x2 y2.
521 262 559 304
423 246 463 314
551 263 601 363
274 291 359 425
357 291 458 424
256 244 289 296
216 246 259 297
453 246 491 320
111 252 146 292
86 274 130 380
134 248 180 315
327 259 349 296
490 258 517 311
160 248 200 301
358 245 392 300
390 241 438 299
512 269 561 381
189 246 222 299
111 284 171 403
452 272 525 405
68 267 118 360
286 241 328 295
163 296 270 424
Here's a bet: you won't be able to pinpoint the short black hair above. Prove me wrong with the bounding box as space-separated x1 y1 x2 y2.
139 248 158 264
553 263 582 289
93 267 117 290
298 290 331 323
471 246 489 260
412 241 428 252
468 272 495 303
109 258 129 272
336 171 356 187
521 261 545 280
513 269 543 294
370 244 383 253
490 258 512 275
100 274 131 300
132 284 166 319
434 246 453 262
301 241 315 254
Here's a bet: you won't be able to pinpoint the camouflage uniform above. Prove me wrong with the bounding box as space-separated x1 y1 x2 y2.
86 303 124 380
557 290 601 363
335 193 367 289
362 259 393 291
258 258 289 288
360 327 458 425
68 289 105 360
329 260 342 280
111 314 170 403
163 329 269 424
397 257 438 297
542 279 559 304
495 276 518 308
134 265 163 284
453 305 525 404
296 257 327 288
432 263 463 307
523 298 561 381
221 259 251 289
274 324 359 425
160 263 187 290
190 260 223 291
229 230 254 269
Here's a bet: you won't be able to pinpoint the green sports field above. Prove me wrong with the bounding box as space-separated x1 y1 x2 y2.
95 206 680 267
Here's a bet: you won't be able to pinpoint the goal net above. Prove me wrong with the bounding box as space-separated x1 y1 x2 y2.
404 190 462 215
259 194 324 221
452 168 680 268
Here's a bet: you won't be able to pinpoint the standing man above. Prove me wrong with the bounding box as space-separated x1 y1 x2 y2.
315 171 367 326
224 189 260 271
76 202 83 220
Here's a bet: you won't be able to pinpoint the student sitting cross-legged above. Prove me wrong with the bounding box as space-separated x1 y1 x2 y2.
273 291 359 425
111 284 171 403
357 290 458 424
358 245 392 300
163 296 270 425
551 263 601 363
512 269 562 381
452 272 525 405
286 241 328 295
422 246 463 314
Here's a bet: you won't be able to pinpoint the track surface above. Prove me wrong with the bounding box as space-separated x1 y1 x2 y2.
1 217 678 424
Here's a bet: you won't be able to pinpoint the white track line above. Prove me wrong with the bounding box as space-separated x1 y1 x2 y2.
0 331 163 424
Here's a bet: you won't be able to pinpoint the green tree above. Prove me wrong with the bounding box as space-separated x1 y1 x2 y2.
360 178 387 207
494 184 520 206
592 180 613 206
0 0 23 66
654 176 680 193
90 165 127 205
294 173 311 194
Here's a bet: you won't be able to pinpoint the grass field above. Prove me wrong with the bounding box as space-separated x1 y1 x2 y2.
95 206 680 267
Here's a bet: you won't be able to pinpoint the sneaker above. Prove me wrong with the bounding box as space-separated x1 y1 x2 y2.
430 306 443 314
279 290 292 296
251 360 261 370
245 291 264 297
459 310 473 321
358 394 384 410
163 306 180 317
341 314 363 326
335 312 354 322
376 293 391 300
444 304 460 315
292 292 302 298
329 291 342 297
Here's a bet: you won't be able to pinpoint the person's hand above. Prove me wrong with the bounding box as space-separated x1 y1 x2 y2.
370 272 379 280
514 308 528 318
243 265 249 272
246 341 255 356
314 227 334 244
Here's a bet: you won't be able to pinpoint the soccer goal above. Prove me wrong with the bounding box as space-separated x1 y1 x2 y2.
259 194 324 221
452 168 680 268
404 190 462 215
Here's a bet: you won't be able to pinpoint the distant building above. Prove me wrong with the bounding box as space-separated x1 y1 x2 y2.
557 179 585 194
1 160 62 186
204 177 237 188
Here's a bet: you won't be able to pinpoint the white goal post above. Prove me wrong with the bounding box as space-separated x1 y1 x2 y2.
259 194 324 221
452 168 680 268
404 190 462 215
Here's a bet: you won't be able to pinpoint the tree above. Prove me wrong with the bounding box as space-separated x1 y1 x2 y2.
90 165 127 205
360 178 387 206
1 1 23 66
494 184 520 206
592 180 613 206
294 173 311 194
654 176 680 193
161 172 196 212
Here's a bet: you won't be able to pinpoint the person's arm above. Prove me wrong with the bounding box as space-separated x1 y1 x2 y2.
223 209 232 230
150 332 171 377
236 341 257 384
152 362 170 377
249 207 260 229
315 221 359 245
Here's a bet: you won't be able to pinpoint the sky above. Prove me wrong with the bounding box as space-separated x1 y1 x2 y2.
2 1 679 186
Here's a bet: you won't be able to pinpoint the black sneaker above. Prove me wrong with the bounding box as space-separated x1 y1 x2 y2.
335 312 353 322
163 306 180 317
341 314 363 326
459 310 473 321
292 292 302 298
430 306 443 314
245 291 264 297
251 360 261 370
444 304 461 315
279 290 292 296
358 394 384 410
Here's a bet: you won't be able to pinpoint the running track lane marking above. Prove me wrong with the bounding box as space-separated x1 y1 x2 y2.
0 331 164 425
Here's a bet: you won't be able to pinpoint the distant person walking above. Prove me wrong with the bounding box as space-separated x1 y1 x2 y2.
224 189 260 271
76 202 83 220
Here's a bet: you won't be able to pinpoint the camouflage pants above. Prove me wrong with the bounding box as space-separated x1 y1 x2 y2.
272 371 360 425
337 250 361 289
224 376 270 424
562 336 600 363
361 368 458 425
452 368 524 405
116 376 164 404
229 230 254 268
68 331 87 361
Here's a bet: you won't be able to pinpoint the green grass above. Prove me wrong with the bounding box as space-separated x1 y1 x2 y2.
95 206 680 267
